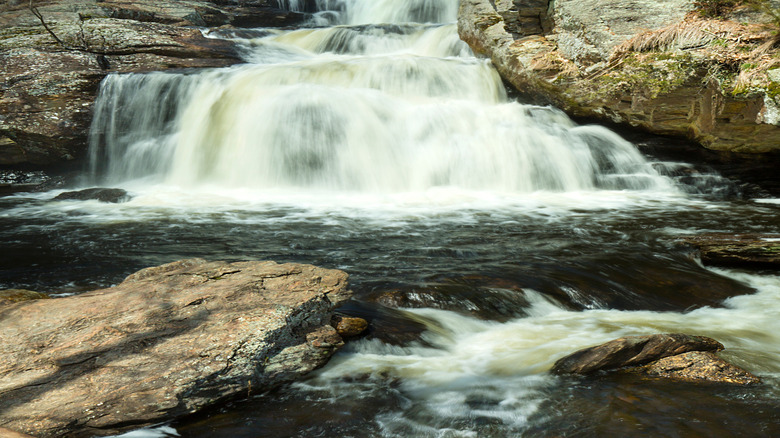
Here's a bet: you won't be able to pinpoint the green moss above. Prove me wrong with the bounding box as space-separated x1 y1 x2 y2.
766 81 780 97
588 52 701 100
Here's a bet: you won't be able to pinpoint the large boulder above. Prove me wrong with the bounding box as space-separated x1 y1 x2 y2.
458 0 780 154
552 333 760 385
0 0 304 167
0 259 352 438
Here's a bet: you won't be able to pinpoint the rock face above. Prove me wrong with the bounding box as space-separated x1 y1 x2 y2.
552 333 760 385
682 233 780 268
458 0 780 154
0 259 352 438
0 0 304 166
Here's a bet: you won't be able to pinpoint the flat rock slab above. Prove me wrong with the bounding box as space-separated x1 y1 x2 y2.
682 234 780 268
0 259 351 438
552 333 724 374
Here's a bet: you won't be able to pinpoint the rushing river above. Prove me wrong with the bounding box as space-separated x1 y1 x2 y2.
2 0 780 436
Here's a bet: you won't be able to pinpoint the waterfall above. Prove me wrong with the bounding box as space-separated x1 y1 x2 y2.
87 0 673 194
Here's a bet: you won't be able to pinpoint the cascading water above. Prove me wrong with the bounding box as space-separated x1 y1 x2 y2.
2 0 780 437
88 0 670 195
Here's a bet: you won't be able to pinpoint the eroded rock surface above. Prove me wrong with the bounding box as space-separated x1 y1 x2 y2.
0 259 352 437
458 0 780 154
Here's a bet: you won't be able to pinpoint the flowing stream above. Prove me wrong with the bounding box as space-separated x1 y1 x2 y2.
2 0 780 436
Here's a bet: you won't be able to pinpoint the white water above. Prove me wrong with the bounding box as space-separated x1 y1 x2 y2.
88 0 673 198
300 268 780 436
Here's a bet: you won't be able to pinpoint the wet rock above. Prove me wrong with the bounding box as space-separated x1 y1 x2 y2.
331 315 369 338
681 233 780 269
335 300 430 346
0 170 66 195
53 187 129 203
458 0 780 155
639 351 761 385
0 259 352 438
551 333 724 374
367 280 533 321
0 289 50 307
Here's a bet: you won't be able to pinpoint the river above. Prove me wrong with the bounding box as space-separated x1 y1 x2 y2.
1 0 780 436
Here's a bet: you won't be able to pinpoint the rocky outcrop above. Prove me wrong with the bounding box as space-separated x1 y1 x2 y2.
458 0 780 154
0 258 352 437
682 233 780 268
552 333 760 385
0 0 304 167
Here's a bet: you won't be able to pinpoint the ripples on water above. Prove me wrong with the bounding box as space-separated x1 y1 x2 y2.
2 0 780 436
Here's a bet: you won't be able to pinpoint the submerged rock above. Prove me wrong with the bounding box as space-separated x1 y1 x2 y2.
458 0 780 155
681 233 780 268
552 333 759 385
53 187 129 203
0 259 352 437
